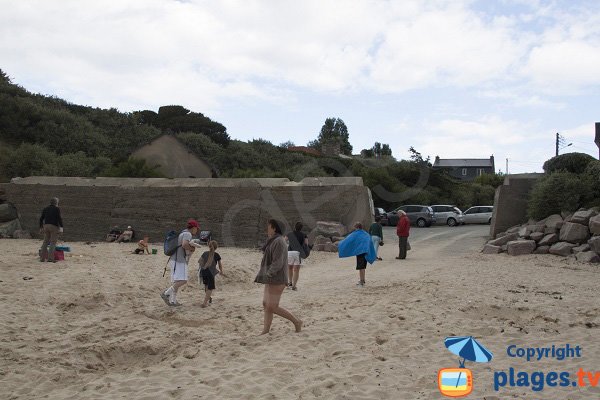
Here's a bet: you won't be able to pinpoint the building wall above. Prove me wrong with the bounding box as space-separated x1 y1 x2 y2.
490 173 543 238
446 166 495 181
5 176 373 247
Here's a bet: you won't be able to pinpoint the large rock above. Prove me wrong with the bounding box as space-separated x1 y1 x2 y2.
572 244 591 253
314 235 332 245
0 219 22 238
559 222 590 244
589 236 600 254
323 243 338 252
571 210 597 225
538 233 559 246
549 242 577 256
507 240 536 256
488 232 519 246
589 215 600 235
0 203 18 223
544 227 558 235
533 245 550 254
482 244 502 254
12 229 32 239
575 251 600 263
313 221 347 238
518 226 535 238
529 232 545 242
506 226 521 234
544 214 563 230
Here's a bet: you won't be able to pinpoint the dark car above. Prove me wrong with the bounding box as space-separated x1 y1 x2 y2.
374 207 389 226
386 205 436 227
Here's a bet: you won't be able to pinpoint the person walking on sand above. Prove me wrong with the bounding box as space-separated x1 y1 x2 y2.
39 197 63 263
286 221 308 291
369 216 384 261
198 240 225 308
255 219 302 335
396 210 410 260
160 219 200 306
337 222 377 287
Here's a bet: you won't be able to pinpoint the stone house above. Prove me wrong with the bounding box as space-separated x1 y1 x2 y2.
433 155 495 181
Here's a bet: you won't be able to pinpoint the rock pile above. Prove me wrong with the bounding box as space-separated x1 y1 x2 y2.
0 200 26 238
483 209 600 263
309 221 348 252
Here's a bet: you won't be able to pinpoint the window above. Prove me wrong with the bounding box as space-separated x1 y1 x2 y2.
478 168 484 176
462 168 467 176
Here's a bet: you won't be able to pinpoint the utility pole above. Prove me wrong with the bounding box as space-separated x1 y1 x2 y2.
555 132 559 156
555 132 572 156
506 158 508 175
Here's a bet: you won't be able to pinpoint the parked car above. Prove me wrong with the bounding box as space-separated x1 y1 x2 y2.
462 206 494 224
386 205 436 227
430 205 464 227
374 207 389 226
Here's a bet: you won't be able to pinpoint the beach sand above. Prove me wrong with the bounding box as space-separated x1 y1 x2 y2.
1 226 599 399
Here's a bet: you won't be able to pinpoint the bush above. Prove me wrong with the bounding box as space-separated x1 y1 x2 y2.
542 152 596 174
102 157 164 178
473 173 504 188
527 172 592 220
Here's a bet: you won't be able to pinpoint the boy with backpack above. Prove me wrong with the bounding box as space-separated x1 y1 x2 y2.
160 219 200 307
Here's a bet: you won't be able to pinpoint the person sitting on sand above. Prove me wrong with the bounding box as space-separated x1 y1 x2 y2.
255 219 302 335
116 226 134 243
134 236 150 254
106 225 122 242
198 240 225 308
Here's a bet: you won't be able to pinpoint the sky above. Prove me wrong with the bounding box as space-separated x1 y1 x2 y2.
1 0 599 173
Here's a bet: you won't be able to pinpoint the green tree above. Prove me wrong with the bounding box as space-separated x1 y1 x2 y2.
543 152 596 174
316 117 352 155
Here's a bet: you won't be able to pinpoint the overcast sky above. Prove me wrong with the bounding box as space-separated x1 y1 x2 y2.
1 0 599 172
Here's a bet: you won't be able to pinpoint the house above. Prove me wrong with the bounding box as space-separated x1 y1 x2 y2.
594 122 600 160
131 135 216 178
433 155 495 181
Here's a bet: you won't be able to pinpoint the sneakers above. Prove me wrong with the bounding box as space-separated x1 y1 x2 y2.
291 286 298 291
160 292 171 306
356 281 365 288
286 283 293 289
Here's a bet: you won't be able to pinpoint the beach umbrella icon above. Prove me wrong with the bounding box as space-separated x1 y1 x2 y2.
444 336 493 367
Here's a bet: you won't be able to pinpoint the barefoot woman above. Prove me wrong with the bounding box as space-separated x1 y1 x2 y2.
255 219 302 335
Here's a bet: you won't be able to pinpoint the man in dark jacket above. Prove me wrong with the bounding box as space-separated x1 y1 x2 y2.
39 197 63 262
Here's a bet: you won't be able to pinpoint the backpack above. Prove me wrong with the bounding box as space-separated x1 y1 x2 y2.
164 230 180 256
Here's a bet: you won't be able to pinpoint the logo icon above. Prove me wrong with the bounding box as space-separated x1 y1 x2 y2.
438 336 493 398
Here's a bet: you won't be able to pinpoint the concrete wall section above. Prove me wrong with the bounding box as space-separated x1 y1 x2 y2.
490 173 543 238
6 177 372 247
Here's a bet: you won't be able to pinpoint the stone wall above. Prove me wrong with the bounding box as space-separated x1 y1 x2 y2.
4 176 373 247
490 173 543 238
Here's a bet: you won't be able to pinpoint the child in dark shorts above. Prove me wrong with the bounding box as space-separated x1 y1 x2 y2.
198 240 224 307
356 253 367 287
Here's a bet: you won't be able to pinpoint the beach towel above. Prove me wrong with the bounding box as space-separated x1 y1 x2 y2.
337 230 377 264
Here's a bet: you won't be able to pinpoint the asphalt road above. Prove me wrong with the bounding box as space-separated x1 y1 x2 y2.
381 223 491 257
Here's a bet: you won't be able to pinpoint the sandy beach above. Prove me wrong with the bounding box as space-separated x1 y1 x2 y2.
1 225 599 399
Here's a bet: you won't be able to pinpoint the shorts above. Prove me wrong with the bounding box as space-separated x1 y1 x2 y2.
170 260 188 282
134 248 144 254
200 268 216 290
288 250 303 266
356 253 367 270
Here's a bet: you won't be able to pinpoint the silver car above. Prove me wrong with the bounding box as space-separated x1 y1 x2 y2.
463 206 494 224
430 205 464 227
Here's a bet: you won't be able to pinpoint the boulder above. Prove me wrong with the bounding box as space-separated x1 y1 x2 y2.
544 227 558 235
0 219 22 238
518 226 534 238
488 232 519 246
507 240 536 256
561 211 573 221
482 244 502 254
313 221 347 238
549 242 577 257
589 236 600 254
572 244 591 253
312 244 326 251
544 214 563 230
538 233 559 246
323 243 338 252
556 221 564 231
571 210 597 225
575 251 600 263
589 215 600 235
529 232 545 242
12 229 32 239
506 226 521 234
501 245 508 252
559 222 590 244
0 203 18 223
533 246 550 254
314 235 332 246
533 224 546 233
331 236 345 243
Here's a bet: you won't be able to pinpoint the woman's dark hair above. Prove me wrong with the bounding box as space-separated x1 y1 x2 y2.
294 221 303 232
268 219 283 235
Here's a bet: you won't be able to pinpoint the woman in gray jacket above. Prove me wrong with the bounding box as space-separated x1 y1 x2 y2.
255 219 302 335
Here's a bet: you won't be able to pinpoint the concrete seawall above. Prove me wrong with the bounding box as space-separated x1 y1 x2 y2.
3 177 373 247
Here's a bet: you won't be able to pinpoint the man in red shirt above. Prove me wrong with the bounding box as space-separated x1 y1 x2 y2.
396 210 410 260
